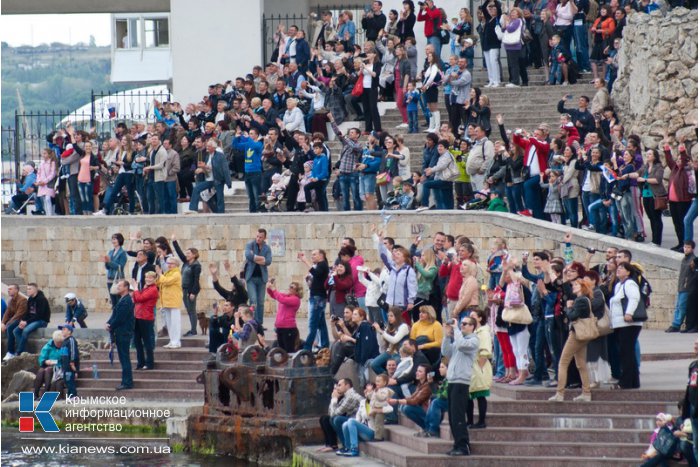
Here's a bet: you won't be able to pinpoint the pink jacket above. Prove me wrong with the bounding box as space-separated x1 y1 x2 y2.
36 159 57 197
268 288 300 329
349 255 367 298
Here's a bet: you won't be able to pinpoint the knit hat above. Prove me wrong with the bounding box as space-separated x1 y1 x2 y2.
304 161 314 170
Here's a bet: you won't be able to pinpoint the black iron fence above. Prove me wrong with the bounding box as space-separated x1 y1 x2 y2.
262 4 367 64
90 88 172 140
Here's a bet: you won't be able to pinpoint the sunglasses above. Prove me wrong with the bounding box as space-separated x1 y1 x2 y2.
461 321 472 326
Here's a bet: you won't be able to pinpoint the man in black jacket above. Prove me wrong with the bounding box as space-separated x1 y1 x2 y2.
208 299 237 354
107 280 135 390
5 283 50 360
131 250 156 291
362 1 387 42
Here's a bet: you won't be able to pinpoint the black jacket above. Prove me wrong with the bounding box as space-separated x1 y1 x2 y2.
25 291 51 324
396 350 431 386
108 294 135 336
213 276 249 308
362 12 387 41
131 262 156 290
308 260 330 297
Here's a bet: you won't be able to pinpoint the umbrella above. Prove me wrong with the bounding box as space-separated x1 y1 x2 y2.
108 332 115 366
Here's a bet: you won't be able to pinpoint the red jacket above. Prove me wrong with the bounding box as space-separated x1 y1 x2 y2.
665 146 693 202
132 284 159 320
328 274 354 304
268 288 300 329
439 262 463 300
514 134 549 176
417 7 442 38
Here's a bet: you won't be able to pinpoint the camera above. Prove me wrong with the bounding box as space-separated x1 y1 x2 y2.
446 319 456 325
331 315 340 322
587 247 597 254
455 155 463 163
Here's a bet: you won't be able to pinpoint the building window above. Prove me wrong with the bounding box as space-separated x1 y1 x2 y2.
144 18 169 48
116 18 140 49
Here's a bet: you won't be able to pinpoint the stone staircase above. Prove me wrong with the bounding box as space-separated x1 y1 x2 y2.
358 385 682 467
224 68 595 213
1 266 26 290
77 335 208 401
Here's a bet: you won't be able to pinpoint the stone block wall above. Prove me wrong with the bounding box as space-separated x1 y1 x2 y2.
613 8 698 154
1 212 684 329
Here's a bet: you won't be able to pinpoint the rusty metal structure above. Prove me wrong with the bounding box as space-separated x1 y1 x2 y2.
190 344 334 464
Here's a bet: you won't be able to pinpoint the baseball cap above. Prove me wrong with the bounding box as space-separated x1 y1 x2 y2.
64 293 77 301
58 324 75 332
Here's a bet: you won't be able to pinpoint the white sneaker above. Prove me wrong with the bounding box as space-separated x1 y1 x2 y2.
163 343 174 349
395 123 409 129
169 344 182 349
505 83 520 88
561 82 569 86
2 352 14 361
92 210 106 216
484 83 494 88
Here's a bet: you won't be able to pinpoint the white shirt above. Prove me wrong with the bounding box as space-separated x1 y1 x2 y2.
205 153 214 181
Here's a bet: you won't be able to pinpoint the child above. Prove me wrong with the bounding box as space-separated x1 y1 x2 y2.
384 176 404 209
411 171 424 202
487 238 509 290
548 34 568 85
296 162 314 212
453 139 473 206
59 324 80 398
542 170 564 224
263 172 288 211
397 181 415 210
449 18 460 56
369 373 394 441
487 191 508 212
357 266 383 324
459 38 475 71
405 82 421 134
641 413 675 461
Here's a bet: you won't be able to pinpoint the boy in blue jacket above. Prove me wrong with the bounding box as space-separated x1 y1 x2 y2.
59 324 80 398
233 127 265 213
303 143 330 212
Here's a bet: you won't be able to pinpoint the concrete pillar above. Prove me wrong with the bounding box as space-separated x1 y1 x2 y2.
170 0 264 105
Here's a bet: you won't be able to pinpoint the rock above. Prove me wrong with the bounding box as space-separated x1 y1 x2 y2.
1 353 39 398
5 370 36 398
3 393 19 403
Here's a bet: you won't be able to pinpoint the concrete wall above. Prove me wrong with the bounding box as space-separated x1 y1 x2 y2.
170 0 264 105
1 212 683 329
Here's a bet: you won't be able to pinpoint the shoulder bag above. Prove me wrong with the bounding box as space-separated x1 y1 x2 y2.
351 76 364 98
596 302 613 336
502 284 532 325
572 297 600 342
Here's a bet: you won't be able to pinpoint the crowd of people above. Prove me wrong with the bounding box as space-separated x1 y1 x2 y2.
7 1 697 253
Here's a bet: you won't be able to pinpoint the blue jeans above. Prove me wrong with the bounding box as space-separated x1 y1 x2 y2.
332 415 350 445
64 371 77 398
589 199 618 235
105 173 135 215
247 277 266 324
341 418 375 450
544 317 559 378
549 62 562 85
339 173 362 211
165 180 178 214
401 404 427 430
153 181 166 214
672 292 689 328
506 183 525 213
572 23 591 71
134 174 146 211
618 192 636 239
78 182 92 213
408 110 419 133
427 36 443 63
523 175 545 219
190 180 226 213
360 173 377 199
563 197 579 227
421 179 454 209
493 334 505 378
114 331 133 387
244 171 262 213
146 178 157 214
684 198 698 242
529 317 549 381
304 295 329 350
425 397 448 435
581 191 599 223
370 351 399 375
9 320 48 354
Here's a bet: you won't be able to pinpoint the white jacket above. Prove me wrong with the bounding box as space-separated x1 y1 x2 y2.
358 271 382 307
609 279 643 329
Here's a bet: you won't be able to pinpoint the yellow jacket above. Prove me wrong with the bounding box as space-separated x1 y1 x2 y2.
157 267 183 309
409 320 443 350
470 325 493 394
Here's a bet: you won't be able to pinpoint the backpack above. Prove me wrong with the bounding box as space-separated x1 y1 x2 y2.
652 426 679 457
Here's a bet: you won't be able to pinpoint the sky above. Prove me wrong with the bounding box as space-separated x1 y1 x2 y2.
0 14 111 47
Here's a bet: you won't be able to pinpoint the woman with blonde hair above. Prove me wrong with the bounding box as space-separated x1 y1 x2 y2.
156 256 183 349
413 247 438 322
549 278 594 402
453 260 480 321
34 148 58 216
409 305 444 365
468 307 492 428
500 7 528 88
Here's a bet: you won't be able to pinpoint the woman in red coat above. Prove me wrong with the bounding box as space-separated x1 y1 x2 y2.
130 272 159 370
664 139 694 251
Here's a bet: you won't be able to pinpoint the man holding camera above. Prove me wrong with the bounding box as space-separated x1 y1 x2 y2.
417 0 444 60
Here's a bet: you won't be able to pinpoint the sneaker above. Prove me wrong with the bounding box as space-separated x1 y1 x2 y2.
303 206 315 213
561 81 569 86
544 380 558 388
163 344 174 349
665 326 681 333
335 448 348 456
548 393 564 402
505 83 520 88
681 328 698 333
92 210 106 216
342 449 360 457
415 206 431 212
2 352 15 362
524 378 543 386
414 430 431 437
581 224 595 231
573 393 591 402
395 123 409 129
517 209 533 217
169 344 182 349
471 422 487 429
183 330 196 337
459 203 468 210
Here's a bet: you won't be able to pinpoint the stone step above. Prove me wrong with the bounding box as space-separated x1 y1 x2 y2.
77 368 202 380
1 269 17 280
455 412 657 430
385 424 645 458
1 277 26 287
85 359 205 371
75 387 203 402
155 336 209 348
490 385 685 402
359 437 638 467
485 399 676 416
77 377 200 391
451 426 651 444
89 347 210 362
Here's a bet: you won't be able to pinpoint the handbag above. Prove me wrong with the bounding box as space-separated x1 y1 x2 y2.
109 267 123 295
653 195 668 211
572 297 600 342
653 426 679 457
502 304 533 325
376 172 391 186
351 77 364 98
377 292 388 310
621 280 648 322
344 277 358 306
597 303 613 336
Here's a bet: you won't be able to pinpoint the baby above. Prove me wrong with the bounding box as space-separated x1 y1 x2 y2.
295 161 314 211
369 373 395 441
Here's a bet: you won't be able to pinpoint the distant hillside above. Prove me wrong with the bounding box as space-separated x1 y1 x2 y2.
1 42 135 128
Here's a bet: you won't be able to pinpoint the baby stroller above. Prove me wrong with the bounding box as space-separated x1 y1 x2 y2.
259 170 292 212
112 185 144 215
460 190 490 210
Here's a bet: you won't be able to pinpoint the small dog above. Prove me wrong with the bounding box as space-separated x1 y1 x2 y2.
197 312 209 335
